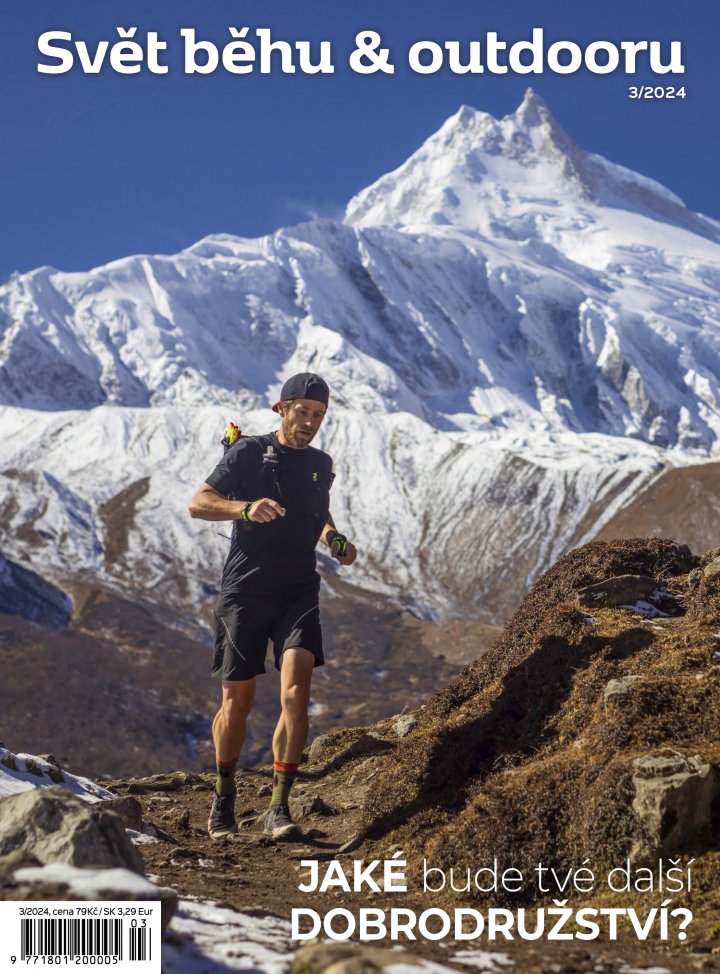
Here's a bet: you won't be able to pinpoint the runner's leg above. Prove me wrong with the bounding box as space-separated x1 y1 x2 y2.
272 647 315 763
213 678 256 764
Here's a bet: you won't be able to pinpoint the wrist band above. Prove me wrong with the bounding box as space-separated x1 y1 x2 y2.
327 530 348 556
240 502 253 522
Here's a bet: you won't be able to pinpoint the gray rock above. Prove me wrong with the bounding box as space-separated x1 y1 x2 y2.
310 732 391 766
631 751 720 857
604 676 645 703
308 734 331 763
703 557 720 582
393 714 418 738
341 734 392 761
166 807 191 831
99 796 143 832
293 795 336 819
576 575 657 608
0 787 144 873
124 771 202 794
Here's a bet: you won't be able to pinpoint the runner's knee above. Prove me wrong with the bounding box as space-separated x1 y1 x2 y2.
222 684 255 721
280 683 310 716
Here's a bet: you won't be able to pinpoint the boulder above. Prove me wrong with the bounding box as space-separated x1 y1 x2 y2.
631 751 720 857
308 734 331 763
341 734 393 761
99 796 143 832
576 575 657 608
0 786 144 873
310 732 392 766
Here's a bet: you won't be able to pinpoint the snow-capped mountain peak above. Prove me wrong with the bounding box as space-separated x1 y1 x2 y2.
344 88 716 243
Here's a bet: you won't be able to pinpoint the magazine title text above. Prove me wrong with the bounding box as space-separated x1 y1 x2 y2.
37 28 685 77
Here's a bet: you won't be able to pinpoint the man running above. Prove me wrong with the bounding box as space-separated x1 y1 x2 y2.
188 373 357 840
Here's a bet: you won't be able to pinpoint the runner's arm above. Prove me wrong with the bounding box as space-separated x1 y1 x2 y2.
188 484 284 522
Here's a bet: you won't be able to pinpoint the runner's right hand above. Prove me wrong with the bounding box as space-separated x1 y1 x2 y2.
247 498 286 523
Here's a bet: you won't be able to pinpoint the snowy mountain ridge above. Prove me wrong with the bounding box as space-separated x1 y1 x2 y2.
0 89 718 619
346 90 719 242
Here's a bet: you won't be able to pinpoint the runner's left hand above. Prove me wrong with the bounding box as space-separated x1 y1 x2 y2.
333 542 357 566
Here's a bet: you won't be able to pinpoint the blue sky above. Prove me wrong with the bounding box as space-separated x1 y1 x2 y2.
2 0 717 282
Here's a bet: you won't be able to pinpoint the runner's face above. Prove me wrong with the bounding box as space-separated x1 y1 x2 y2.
280 399 327 447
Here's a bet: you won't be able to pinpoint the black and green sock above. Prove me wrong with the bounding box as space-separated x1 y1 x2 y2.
215 755 239 796
270 760 299 809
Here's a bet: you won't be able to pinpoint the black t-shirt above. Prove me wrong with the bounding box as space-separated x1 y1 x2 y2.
205 431 333 596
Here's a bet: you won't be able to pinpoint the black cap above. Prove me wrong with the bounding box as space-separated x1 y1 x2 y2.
272 372 330 413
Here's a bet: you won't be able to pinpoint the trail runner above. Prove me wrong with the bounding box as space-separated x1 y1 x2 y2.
189 373 357 839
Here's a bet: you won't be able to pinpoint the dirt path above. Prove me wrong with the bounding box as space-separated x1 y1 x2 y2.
105 767 718 974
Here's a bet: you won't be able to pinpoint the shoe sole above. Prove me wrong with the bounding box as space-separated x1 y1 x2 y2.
207 823 237 839
267 825 301 840
263 819 302 840
208 827 237 840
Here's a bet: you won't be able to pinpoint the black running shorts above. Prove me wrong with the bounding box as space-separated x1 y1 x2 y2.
211 585 323 682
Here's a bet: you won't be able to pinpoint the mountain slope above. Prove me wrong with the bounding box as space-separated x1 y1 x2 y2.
1 90 719 619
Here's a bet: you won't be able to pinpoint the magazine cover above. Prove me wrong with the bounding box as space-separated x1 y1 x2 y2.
1 1 718 972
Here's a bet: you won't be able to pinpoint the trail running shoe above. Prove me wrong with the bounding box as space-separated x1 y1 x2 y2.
263 804 301 840
207 790 237 839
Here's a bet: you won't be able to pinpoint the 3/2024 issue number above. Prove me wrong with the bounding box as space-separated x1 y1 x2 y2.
629 86 686 99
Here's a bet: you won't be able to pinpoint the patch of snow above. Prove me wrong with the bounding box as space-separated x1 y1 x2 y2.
126 828 160 845
162 898 293 974
619 600 671 619
0 747 115 801
13 863 163 899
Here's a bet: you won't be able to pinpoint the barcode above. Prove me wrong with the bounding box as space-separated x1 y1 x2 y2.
0 901 159 973
20 918 151 961
21 918 123 959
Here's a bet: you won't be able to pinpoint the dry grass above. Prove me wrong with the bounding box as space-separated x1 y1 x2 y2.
351 538 720 935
